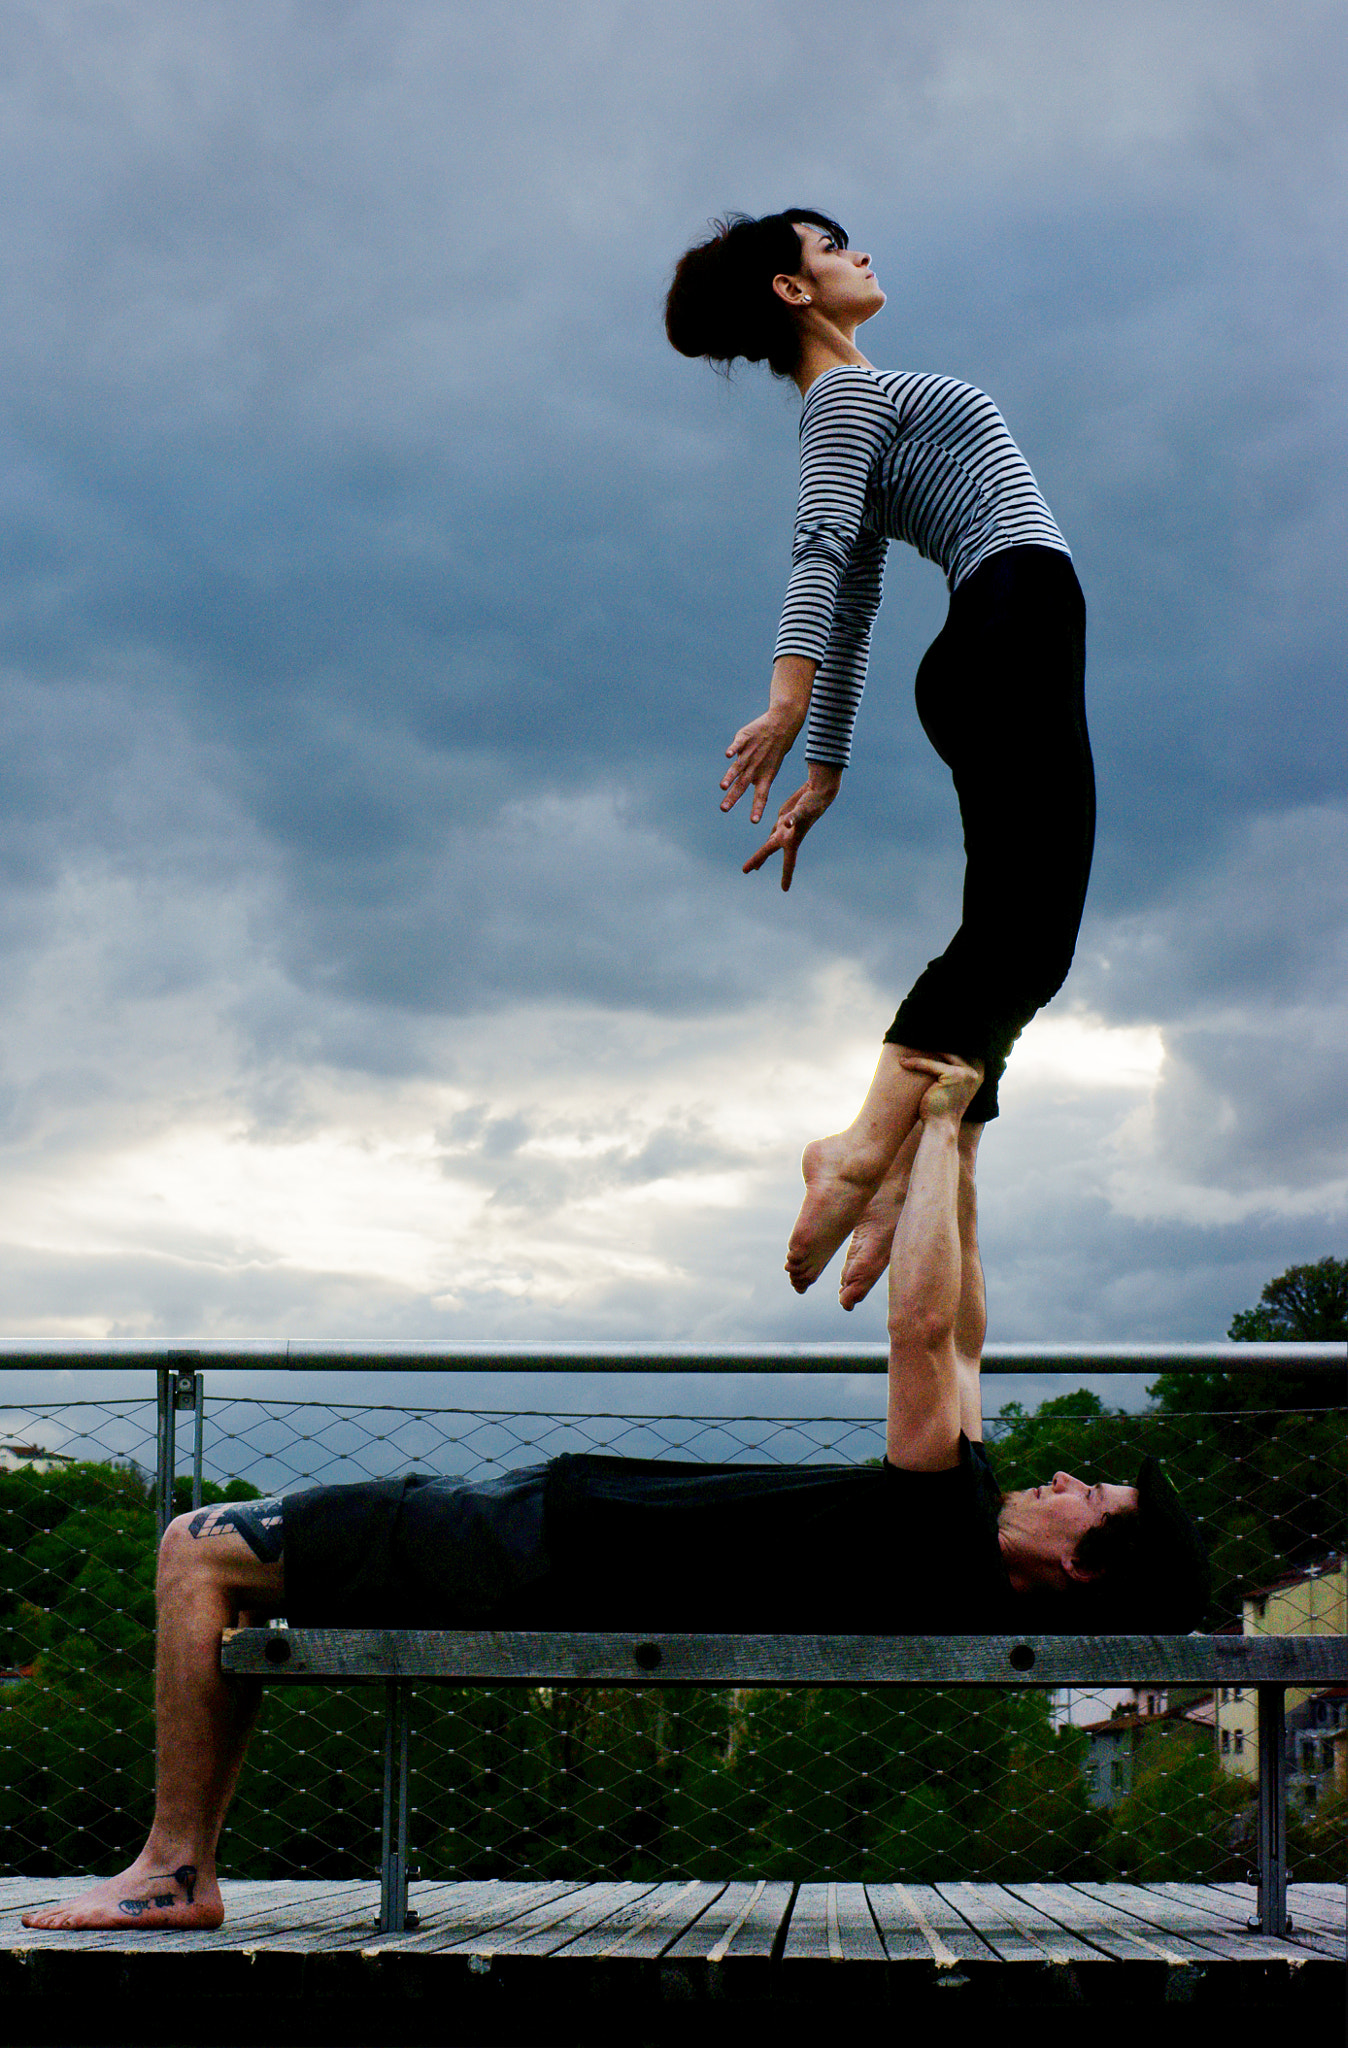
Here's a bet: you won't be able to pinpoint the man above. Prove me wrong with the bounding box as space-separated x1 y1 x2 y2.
24 1054 1207 1931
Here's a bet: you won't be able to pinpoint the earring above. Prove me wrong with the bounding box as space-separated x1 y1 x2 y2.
801 295 811 305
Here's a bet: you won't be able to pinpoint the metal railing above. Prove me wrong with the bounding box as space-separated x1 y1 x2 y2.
1 1342 1342 1935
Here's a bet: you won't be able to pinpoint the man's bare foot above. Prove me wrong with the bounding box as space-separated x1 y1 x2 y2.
785 1134 891 1293
21 1855 222 1931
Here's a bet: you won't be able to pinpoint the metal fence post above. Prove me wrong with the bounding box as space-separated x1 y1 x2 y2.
191 1371 205 1511
378 1682 417 1934
154 1365 175 1538
1251 1684 1290 1936
154 1354 203 1536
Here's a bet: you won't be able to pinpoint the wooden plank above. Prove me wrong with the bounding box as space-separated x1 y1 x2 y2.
555 1878 724 1959
332 1878 587 1953
199 1879 376 1945
933 1881 1071 1963
1202 1880 1346 1938
443 1879 656 1958
782 1881 885 1963
868 1881 998 1965
663 1878 795 1961
397 1878 582 1946
941 1880 1099 1963
1004 1882 1193 1965
1154 1880 1345 1961
1069 1882 1303 1963
222 1627 1348 1689
833 1882 886 1962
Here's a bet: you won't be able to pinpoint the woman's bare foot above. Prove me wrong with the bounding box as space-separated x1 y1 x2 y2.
838 1128 920 1310
21 1853 222 1931
784 1045 939 1293
785 1133 892 1293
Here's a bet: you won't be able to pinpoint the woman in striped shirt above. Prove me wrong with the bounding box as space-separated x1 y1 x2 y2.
666 211 1095 1306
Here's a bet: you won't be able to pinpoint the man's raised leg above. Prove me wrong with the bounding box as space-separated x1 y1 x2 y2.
22 1506 283 1930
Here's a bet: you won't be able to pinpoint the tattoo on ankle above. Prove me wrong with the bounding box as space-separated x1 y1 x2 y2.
186 1498 284 1562
117 1864 198 1915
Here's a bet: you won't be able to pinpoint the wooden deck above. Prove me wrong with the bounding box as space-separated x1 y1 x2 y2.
1 1875 1341 2040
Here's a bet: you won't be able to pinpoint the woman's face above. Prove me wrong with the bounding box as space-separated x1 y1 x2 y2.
790 222 886 326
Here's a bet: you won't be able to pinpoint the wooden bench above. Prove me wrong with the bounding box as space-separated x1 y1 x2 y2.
221 1626 1347 1938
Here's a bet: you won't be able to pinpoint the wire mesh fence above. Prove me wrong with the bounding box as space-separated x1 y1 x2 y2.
2 1374 1343 1886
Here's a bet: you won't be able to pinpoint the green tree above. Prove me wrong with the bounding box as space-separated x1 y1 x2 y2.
1102 1736 1247 1880
1228 1254 1348 1342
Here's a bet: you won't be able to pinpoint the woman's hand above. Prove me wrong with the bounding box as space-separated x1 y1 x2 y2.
742 763 843 891
720 706 801 823
720 655 816 824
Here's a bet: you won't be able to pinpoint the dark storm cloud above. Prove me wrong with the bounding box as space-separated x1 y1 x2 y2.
0 2 1342 1344
2 3 1341 1031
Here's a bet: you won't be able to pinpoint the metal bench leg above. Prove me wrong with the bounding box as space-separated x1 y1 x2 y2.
1251 1683 1291 1936
378 1681 418 1933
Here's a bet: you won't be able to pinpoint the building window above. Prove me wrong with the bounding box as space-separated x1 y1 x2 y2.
1323 1742 1336 1771
1111 1762 1124 1790
1303 1782 1318 1811
1221 1729 1231 1754
1219 1687 1228 1705
1234 1730 1244 1756
1232 1687 1243 1702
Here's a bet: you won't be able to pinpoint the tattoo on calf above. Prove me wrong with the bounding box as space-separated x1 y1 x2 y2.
118 1865 198 1915
186 1498 285 1562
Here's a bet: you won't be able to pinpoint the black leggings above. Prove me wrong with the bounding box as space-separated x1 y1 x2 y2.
885 544 1094 1124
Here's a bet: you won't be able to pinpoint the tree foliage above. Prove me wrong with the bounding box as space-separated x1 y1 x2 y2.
1228 1254 1348 1342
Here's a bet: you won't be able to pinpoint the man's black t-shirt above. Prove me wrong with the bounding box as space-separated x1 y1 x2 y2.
283 1435 1012 1634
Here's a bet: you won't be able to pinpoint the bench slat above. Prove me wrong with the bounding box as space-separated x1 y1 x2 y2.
221 1627 1348 1687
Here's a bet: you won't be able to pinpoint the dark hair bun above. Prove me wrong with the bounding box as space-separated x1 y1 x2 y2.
665 209 846 379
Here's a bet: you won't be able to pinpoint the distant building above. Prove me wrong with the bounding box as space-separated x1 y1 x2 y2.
1285 1687 1348 1816
1080 1697 1210 1809
1215 1555 1345 1787
1050 1685 1172 1731
1070 1555 1347 1816
0 1441 75 1475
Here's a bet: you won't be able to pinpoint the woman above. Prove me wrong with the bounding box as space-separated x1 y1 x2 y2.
665 210 1095 1306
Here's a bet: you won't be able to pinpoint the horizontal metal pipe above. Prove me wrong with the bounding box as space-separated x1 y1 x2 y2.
0 1340 1341 1375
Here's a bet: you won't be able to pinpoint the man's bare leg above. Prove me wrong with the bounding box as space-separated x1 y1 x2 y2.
953 1122 986 1365
785 1043 934 1292
22 1508 283 1931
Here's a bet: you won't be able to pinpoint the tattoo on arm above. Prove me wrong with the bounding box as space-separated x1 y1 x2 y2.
186 1498 284 1563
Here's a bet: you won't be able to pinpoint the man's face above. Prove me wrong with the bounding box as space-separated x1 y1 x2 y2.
1006 1471 1139 1581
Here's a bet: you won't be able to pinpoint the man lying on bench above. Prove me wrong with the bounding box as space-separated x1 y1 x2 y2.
25 1054 1207 1931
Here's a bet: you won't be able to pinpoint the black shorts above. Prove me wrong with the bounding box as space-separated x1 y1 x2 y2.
282 1465 556 1628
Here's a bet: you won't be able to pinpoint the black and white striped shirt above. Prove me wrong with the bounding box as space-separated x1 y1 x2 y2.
773 365 1070 765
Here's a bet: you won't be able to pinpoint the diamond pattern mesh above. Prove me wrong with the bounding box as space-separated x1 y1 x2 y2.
2 1380 1343 1884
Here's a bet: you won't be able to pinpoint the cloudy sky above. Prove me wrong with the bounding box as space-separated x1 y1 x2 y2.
0 0 1344 1393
